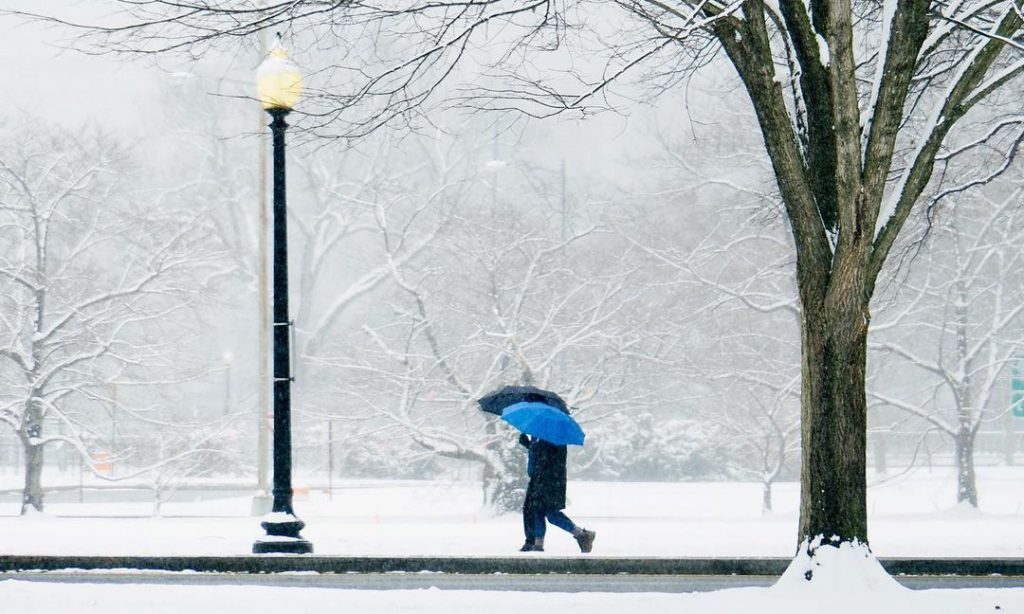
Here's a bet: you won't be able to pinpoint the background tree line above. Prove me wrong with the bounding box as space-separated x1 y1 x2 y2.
1 73 1021 520
2 3 1024 558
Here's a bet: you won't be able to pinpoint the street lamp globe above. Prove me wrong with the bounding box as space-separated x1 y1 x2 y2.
256 36 303 110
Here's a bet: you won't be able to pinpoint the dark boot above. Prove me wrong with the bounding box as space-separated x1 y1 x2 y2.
518 540 536 552
573 528 595 553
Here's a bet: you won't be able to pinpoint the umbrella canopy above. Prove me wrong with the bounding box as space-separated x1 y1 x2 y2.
477 385 568 416
500 401 585 446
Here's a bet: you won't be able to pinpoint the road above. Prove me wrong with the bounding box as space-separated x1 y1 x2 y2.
3 571 1024 592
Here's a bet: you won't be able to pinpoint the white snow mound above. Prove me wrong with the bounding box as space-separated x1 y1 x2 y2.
774 537 905 595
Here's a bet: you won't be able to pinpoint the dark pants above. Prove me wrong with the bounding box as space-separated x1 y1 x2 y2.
523 499 576 541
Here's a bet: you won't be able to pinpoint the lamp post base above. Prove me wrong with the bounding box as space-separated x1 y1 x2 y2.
252 538 314 554
252 513 313 554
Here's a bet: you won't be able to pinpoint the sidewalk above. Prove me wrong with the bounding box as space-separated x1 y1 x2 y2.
3 554 1024 576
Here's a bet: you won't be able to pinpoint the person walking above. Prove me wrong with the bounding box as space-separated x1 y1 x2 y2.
518 433 596 553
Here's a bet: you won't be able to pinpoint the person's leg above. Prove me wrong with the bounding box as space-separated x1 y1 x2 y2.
544 510 596 553
532 508 547 550
520 497 537 551
544 510 577 534
522 504 534 541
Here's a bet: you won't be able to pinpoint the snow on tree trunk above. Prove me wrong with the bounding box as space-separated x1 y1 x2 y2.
20 395 45 514
152 490 165 518
954 427 978 507
952 277 979 507
20 437 44 515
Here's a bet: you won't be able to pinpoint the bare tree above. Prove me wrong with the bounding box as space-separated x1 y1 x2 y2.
618 93 803 513
0 123 211 513
361 242 657 505
19 0 1024 562
292 122 668 510
870 181 1024 507
146 421 243 516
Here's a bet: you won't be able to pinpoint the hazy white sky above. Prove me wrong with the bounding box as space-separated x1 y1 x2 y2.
0 1 262 138
0 1 154 131
0 0 704 186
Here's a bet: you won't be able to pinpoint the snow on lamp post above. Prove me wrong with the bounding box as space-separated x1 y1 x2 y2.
252 34 312 555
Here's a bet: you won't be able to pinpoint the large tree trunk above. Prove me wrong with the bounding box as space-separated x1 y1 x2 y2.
797 265 870 548
711 3 872 550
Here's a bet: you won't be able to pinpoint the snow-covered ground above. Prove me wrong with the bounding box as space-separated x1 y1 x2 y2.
2 466 1024 557
3 570 1022 614
2 466 1024 612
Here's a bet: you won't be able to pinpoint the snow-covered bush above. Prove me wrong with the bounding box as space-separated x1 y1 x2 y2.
576 411 732 481
336 435 444 480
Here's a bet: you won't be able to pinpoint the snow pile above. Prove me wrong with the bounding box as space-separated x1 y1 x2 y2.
775 537 904 595
760 538 1017 614
18 507 50 519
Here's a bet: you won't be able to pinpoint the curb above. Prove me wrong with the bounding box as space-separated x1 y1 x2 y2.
2 556 1023 576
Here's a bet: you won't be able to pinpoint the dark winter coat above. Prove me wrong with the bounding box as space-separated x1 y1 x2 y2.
520 435 567 511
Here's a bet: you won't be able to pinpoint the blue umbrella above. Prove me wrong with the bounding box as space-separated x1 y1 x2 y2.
501 401 585 446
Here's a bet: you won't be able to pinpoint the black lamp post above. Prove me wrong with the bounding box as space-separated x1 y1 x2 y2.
252 35 312 555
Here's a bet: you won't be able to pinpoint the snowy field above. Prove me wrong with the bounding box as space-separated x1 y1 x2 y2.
2 466 1024 557
2 466 1024 612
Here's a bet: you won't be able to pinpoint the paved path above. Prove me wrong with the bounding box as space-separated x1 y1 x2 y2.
3 555 1024 577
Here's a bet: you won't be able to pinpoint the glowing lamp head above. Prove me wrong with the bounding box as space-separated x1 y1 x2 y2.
256 36 303 110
